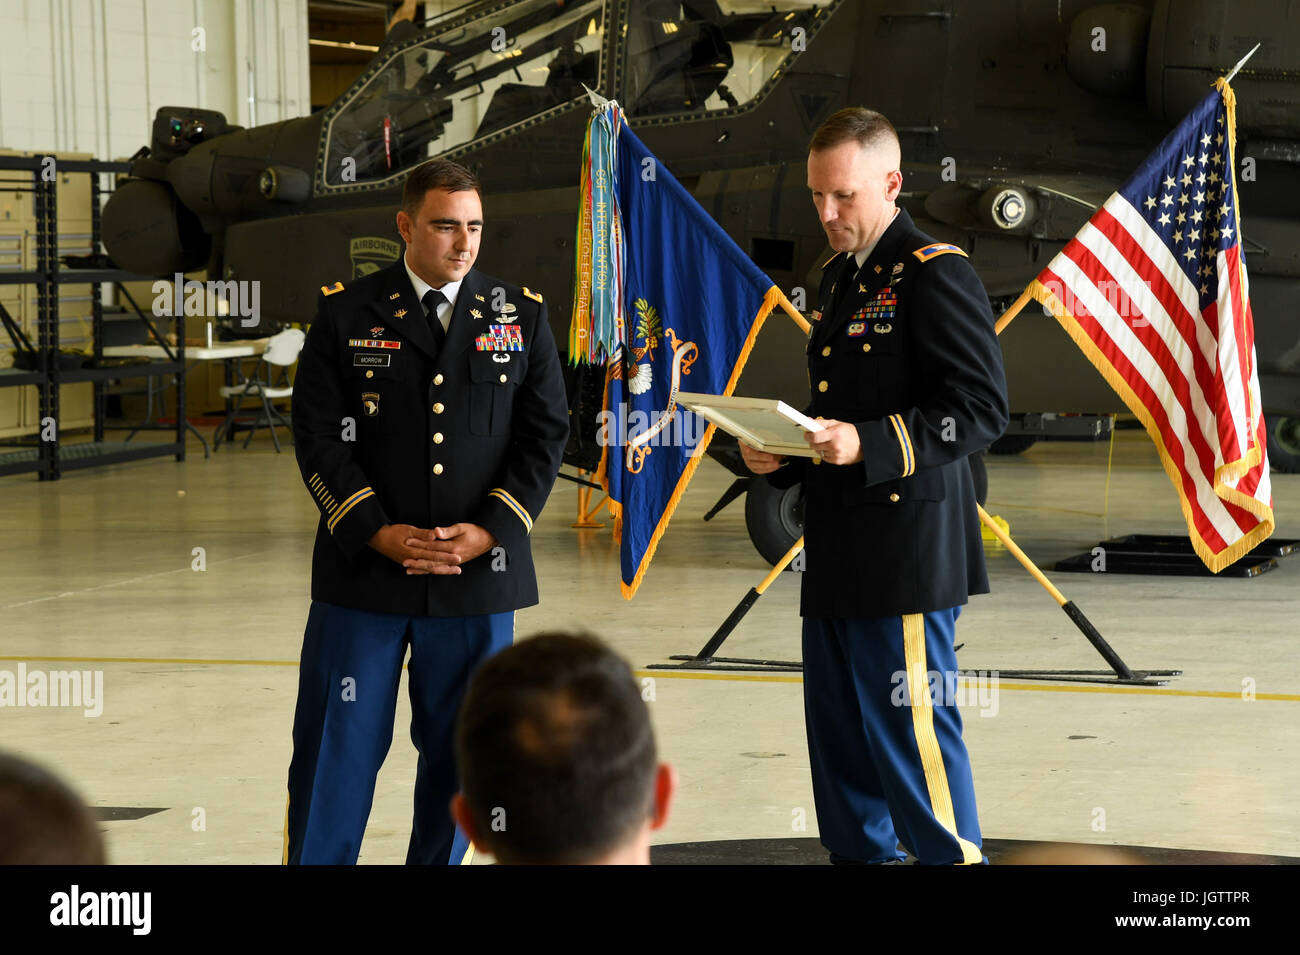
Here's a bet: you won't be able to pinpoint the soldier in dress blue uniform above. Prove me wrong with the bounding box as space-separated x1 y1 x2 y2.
742 109 1009 864
283 160 569 864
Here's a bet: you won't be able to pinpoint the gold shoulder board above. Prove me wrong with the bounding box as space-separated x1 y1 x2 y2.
321 281 345 296
521 287 543 303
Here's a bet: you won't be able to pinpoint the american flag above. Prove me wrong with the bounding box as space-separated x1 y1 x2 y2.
1030 79 1273 572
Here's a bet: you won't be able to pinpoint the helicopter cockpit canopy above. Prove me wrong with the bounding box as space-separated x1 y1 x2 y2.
320 0 830 191
322 0 606 189
624 0 826 117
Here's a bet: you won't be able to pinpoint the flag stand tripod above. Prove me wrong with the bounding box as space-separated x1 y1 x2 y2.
648 504 1181 686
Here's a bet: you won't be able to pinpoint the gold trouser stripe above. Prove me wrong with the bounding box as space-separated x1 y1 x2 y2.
902 613 983 865
489 488 533 533
889 414 915 477
282 793 291 865
328 487 374 533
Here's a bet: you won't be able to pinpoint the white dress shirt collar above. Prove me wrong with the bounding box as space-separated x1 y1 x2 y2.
854 207 901 270
403 252 463 317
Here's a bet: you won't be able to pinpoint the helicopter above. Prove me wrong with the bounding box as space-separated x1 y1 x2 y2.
101 0 1300 563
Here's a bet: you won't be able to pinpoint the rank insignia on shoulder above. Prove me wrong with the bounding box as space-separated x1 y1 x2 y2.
521 287 543 303
847 321 866 337
913 242 968 262
321 281 344 296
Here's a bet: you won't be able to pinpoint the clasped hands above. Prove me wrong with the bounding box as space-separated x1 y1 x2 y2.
739 418 863 472
368 522 497 575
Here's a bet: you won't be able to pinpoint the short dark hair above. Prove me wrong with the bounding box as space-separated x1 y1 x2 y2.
401 159 481 216
455 632 657 864
809 107 899 155
0 751 105 864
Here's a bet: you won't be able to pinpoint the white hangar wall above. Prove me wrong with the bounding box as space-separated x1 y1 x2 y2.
0 0 311 159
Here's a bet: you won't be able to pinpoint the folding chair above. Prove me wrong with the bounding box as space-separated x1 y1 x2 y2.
214 328 305 453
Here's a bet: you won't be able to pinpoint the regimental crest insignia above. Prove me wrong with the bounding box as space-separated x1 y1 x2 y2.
370 326 385 337
623 296 699 475
361 392 380 416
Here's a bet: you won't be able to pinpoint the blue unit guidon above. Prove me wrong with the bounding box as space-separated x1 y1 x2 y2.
475 324 524 352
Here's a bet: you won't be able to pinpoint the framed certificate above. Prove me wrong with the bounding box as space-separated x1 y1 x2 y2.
677 392 824 458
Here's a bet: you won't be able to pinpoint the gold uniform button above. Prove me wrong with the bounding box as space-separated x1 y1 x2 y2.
433 402 444 414
433 463 444 475
433 373 444 385
889 492 901 502
821 346 831 357
862 343 872 353
499 373 508 383
433 433 444 444
817 380 828 392
365 370 374 378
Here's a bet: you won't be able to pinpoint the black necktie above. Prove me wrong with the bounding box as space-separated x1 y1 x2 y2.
422 289 447 349
829 254 860 320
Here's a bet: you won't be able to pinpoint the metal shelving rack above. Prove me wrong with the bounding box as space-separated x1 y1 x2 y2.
0 155 185 479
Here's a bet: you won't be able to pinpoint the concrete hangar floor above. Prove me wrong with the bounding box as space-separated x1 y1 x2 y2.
3 429 1298 865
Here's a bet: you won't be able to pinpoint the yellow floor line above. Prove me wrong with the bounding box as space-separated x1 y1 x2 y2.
0 654 1295 701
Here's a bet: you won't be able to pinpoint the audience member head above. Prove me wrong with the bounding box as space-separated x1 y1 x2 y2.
452 631 675 864
0 751 105 864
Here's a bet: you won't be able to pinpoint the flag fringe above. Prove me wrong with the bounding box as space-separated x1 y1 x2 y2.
1029 279 1274 573
1210 75 1271 520
616 285 785 599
